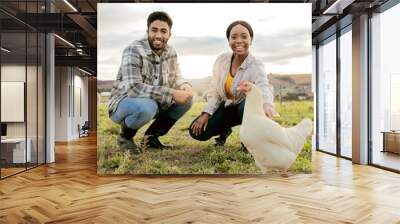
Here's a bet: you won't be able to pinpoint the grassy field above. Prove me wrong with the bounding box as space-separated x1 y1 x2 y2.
97 100 313 175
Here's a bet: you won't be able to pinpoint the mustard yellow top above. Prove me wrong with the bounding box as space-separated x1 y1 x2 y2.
225 72 234 100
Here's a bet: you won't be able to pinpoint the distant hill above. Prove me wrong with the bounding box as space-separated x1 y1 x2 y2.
270 74 311 86
269 74 312 100
98 73 312 101
187 77 212 96
188 74 312 99
97 80 114 92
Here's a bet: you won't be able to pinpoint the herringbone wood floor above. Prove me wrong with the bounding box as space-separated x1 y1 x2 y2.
1 135 400 224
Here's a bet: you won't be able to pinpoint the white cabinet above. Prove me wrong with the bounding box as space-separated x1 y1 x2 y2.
1 138 32 163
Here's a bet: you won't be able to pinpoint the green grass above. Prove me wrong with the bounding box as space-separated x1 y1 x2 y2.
97 101 313 174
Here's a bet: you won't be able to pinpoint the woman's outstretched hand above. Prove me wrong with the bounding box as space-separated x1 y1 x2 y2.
263 103 280 118
191 112 210 136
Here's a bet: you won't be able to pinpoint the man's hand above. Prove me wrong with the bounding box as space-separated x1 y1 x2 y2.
180 83 193 93
263 103 280 118
172 89 193 104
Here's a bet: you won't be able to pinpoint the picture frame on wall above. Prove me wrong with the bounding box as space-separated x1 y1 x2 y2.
97 3 313 175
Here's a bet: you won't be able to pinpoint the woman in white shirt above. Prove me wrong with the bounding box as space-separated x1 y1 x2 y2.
189 20 278 145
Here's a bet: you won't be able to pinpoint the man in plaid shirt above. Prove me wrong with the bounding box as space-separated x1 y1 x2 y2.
108 11 193 154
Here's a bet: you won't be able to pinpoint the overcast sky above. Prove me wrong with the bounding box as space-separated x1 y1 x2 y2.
98 3 311 80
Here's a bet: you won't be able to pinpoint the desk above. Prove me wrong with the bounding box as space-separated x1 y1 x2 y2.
1 138 31 163
381 131 400 154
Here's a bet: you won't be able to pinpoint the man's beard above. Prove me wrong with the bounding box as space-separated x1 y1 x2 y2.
149 38 165 51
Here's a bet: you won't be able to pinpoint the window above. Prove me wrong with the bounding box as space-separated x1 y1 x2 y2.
390 74 400 131
371 2 400 171
317 35 337 154
340 28 352 158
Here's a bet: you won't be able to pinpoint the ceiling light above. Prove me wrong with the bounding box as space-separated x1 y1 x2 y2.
323 0 355 15
76 48 84 55
63 0 78 12
1 47 11 53
54 34 75 48
78 67 92 76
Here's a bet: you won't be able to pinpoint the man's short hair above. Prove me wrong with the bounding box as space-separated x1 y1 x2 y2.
147 11 173 29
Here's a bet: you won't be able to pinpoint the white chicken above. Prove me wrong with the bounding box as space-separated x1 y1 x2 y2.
237 81 313 177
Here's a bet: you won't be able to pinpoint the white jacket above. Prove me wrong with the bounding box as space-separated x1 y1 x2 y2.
203 52 274 115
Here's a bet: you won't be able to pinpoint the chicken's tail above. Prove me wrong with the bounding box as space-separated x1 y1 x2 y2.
286 118 313 154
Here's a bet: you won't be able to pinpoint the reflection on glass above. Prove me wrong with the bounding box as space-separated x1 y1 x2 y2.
1 32 27 177
27 0 40 170
340 29 352 158
27 31 38 169
371 3 400 171
318 37 337 154
38 33 46 165
0 1 47 179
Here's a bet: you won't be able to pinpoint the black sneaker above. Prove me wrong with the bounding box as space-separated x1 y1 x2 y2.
214 137 226 146
118 136 141 155
240 142 249 153
141 135 173 150
214 128 233 146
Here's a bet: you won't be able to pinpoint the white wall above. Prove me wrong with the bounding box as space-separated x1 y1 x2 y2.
55 67 69 141
1 65 38 138
1 63 46 164
1 65 26 143
1 65 26 136
54 67 89 141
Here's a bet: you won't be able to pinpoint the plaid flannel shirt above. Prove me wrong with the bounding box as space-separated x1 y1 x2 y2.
108 38 189 115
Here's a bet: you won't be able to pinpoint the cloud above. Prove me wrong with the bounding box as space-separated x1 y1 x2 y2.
252 28 311 64
98 30 144 49
256 43 310 62
257 17 273 24
97 29 311 79
253 28 310 51
171 36 227 56
97 4 312 79
97 4 148 35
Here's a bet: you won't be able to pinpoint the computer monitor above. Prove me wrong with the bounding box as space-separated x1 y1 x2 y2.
1 123 7 137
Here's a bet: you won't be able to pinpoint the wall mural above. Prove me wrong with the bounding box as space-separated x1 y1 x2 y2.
97 3 313 175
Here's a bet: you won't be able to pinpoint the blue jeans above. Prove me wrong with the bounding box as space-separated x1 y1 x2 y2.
110 97 192 130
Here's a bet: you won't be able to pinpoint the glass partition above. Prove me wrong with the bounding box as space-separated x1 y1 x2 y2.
0 1 46 179
1 31 28 177
27 30 38 169
38 32 45 165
